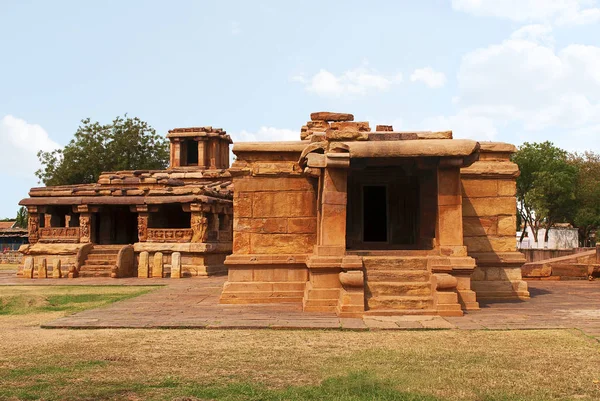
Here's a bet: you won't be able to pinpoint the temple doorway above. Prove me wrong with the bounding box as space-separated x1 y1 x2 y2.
363 185 388 242
92 206 138 245
346 162 435 250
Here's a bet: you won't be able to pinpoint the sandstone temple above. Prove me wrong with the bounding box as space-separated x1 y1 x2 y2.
18 112 529 317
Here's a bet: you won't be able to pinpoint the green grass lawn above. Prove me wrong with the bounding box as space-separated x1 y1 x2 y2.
0 285 158 315
0 285 599 400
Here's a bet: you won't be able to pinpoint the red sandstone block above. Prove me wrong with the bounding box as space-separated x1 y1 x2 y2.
310 112 354 122
461 180 498 198
463 197 517 217
250 233 316 254
234 192 253 217
287 217 317 234
437 204 463 246
252 191 317 218
235 177 316 192
233 232 251 253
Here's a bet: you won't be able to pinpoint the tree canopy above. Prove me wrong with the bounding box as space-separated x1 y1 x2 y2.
36 116 169 186
512 141 599 246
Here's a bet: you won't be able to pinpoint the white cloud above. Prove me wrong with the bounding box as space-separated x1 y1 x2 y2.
421 111 499 141
230 21 241 35
417 25 600 152
410 67 447 88
0 115 59 178
230 126 299 143
294 67 403 97
510 24 554 45
452 0 600 25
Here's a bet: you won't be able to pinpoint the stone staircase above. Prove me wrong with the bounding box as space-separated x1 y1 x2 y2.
78 245 122 278
363 256 436 315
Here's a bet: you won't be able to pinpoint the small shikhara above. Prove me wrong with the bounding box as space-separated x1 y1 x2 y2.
18 112 529 317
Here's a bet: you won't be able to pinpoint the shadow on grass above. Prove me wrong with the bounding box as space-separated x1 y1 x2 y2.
0 371 443 401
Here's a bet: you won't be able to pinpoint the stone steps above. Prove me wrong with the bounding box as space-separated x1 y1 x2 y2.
362 256 429 270
78 245 120 277
366 269 431 282
367 281 431 297
363 256 435 313
367 295 434 310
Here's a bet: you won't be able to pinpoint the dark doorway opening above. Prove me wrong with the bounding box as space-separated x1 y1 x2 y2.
93 206 138 245
363 185 388 242
185 140 198 165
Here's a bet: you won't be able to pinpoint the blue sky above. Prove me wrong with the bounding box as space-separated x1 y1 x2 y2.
1 0 600 218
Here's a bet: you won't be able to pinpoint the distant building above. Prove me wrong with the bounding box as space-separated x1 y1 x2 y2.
517 224 579 249
0 221 28 252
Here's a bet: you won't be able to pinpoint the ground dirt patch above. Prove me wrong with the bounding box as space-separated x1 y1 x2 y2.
0 284 599 400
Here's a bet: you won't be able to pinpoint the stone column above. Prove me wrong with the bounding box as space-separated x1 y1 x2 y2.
137 212 148 242
76 205 94 244
462 142 529 302
171 139 181 168
197 139 207 169
209 138 218 169
437 165 479 310
44 214 52 228
317 167 348 255
436 167 464 247
27 210 40 244
220 139 229 169
188 203 210 243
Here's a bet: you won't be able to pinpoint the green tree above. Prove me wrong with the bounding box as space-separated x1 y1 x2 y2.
15 207 28 229
569 152 600 246
36 115 169 186
512 141 579 244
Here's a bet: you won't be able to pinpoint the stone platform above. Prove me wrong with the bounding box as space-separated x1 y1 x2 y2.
1 271 598 340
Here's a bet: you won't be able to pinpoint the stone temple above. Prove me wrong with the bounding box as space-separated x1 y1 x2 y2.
18 112 529 317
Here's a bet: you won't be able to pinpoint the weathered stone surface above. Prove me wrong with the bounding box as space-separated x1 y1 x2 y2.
329 121 370 132
37 258 47 279
234 218 288 234
325 129 369 141
463 197 517 217
463 216 497 237
152 252 164 278
52 259 62 278
375 125 393 131
464 236 517 252
23 257 34 278
310 112 354 122
287 217 317 234
138 251 149 278
252 192 316 218
250 233 316 254
171 252 181 279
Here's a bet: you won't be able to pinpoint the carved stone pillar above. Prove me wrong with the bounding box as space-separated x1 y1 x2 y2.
209 138 218 169
197 139 207 169
44 214 52 228
79 213 91 243
191 211 208 243
28 211 40 244
171 139 181 168
137 213 148 242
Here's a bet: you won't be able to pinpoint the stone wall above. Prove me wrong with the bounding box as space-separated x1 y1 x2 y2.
461 143 529 300
232 176 317 255
0 251 22 264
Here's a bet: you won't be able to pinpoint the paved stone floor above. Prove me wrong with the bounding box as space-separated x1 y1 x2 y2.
1 270 599 339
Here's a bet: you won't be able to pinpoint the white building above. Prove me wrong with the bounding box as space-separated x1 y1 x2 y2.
517 226 579 249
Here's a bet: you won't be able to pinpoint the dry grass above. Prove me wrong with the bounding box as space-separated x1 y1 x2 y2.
0 263 19 271
0 286 599 400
